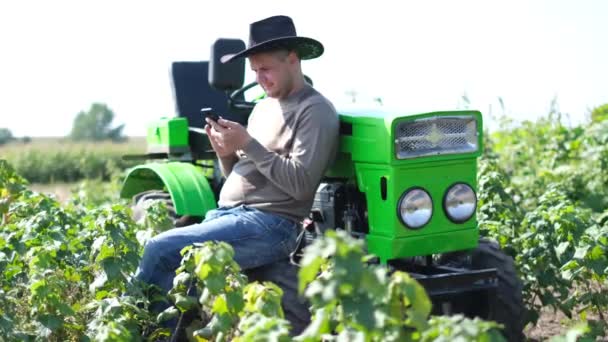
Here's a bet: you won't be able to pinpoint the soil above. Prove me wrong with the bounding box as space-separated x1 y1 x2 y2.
30 183 74 203
525 307 570 341
525 306 607 341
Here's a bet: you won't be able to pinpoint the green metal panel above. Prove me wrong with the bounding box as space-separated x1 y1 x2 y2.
120 162 217 217
356 157 479 262
367 229 478 264
146 117 190 153
325 152 355 178
338 113 392 164
327 110 482 262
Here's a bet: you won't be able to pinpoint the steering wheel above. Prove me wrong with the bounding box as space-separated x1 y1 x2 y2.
228 80 264 112
228 75 314 112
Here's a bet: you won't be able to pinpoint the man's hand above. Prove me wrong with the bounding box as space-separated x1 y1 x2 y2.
205 117 252 157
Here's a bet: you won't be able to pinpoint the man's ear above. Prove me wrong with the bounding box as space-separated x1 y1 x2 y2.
287 51 300 65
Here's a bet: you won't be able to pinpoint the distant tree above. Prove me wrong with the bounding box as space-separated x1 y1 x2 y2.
345 89 358 103
591 103 608 123
70 103 126 141
0 128 14 145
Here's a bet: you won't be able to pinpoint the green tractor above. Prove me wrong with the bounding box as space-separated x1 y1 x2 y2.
121 39 525 341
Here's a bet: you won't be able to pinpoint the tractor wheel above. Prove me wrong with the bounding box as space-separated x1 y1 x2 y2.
440 238 525 342
131 190 203 228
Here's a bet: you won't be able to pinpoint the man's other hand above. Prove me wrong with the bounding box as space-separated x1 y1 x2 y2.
205 117 252 157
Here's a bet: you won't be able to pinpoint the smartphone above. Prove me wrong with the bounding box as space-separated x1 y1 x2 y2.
201 108 219 122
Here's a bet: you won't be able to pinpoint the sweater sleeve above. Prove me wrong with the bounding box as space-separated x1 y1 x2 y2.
241 101 339 201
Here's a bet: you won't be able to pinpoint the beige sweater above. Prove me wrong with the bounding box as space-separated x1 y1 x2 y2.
218 84 339 222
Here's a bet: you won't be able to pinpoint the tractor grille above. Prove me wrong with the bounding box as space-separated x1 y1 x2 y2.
394 115 479 159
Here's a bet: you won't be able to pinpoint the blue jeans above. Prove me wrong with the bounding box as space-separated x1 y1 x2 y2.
135 205 298 294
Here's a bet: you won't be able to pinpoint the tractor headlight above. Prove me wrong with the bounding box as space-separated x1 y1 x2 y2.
394 115 479 159
444 183 476 223
397 188 433 229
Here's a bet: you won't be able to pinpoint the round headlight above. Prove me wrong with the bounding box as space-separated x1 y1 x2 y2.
398 188 433 229
444 183 477 223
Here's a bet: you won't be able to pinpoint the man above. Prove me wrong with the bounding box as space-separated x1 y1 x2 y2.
135 15 339 334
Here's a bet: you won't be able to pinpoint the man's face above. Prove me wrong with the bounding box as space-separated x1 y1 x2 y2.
248 51 295 99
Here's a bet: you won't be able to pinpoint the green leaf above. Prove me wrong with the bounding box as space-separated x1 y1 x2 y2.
199 287 212 305
149 328 172 340
205 274 226 294
298 256 323 294
212 295 228 315
56 301 76 316
214 244 234 264
193 326 214 339
93 321 133 342
174 294 198 312
157 307 180 323
30 279 48 297
574 246 590 260
392 271 431 331
208 312 234 334
196 263 212 281
89 272 108 293
225 290 244 314
235 313 291 342
101 257 122 282
38 314 63 331
295 307 331 341
91 236 107 257
555 241 570 260
589 245 604 260
173 272 192 288
342 295 376 331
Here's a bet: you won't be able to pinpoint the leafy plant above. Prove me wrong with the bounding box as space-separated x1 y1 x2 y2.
154 241 289 341
481 106 608 337
297 230 504 342
4 100 608 340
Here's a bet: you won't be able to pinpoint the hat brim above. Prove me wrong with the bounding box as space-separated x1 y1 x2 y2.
221 36 323 64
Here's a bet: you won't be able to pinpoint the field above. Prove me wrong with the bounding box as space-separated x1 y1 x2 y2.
0 137 146 183
1 112 608 341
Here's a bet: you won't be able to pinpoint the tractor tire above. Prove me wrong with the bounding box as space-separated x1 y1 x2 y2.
131 190 203 227
440 238 525 342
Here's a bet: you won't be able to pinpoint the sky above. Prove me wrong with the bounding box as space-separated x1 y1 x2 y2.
0 0 607 137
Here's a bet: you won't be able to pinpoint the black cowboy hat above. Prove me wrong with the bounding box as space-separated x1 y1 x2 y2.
221 15 324 64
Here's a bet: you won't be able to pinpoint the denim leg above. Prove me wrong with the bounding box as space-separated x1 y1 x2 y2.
135 206 298 294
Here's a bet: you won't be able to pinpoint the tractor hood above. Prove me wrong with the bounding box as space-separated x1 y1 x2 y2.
335 109 483 166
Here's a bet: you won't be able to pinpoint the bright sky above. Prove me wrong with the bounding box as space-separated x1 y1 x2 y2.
1 0 607 137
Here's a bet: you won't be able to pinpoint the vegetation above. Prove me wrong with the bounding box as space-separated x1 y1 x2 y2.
591 103 608 123
478 104 608 337
0 138 145 183
1 103 607 340
70 103 126 142
0 161 504 341
0 128 14 145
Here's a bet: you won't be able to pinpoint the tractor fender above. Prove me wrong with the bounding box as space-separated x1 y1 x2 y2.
120 162 217 217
